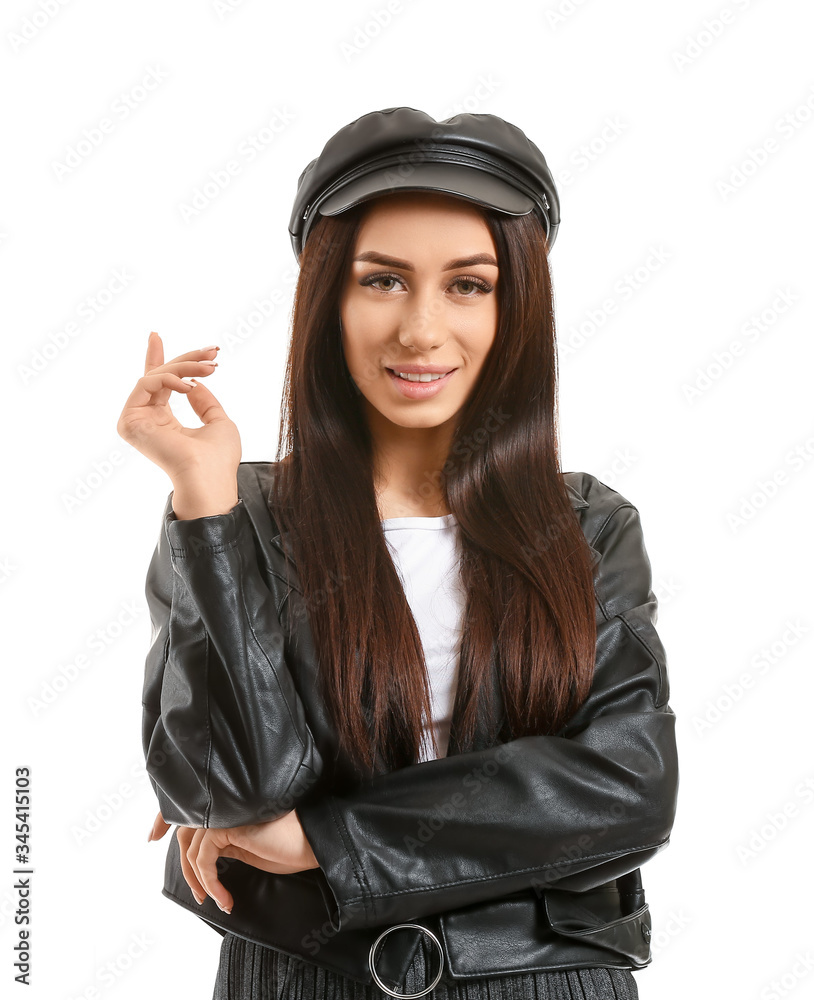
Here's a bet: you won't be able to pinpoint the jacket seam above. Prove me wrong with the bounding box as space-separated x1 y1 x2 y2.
235 533 308 759
335 836 670 905
587 501 635 550
268 569 299 600
167 506 242 559
202 628 213 827
616 610 668 708
587 501 666 707
231 485 298 615
166 535 216 827
277 589 291 623
170 537 240 559
588 502 638 622
327 797 375 923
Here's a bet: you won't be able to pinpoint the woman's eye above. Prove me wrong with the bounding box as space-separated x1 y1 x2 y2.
361 273 492 295
454 278 490 296
368 275 400 292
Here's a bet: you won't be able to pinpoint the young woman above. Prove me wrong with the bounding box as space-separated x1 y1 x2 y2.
119 108 679 1000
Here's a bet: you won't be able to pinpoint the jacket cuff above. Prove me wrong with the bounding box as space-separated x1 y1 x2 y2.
295 795 373 932
165 497 246 556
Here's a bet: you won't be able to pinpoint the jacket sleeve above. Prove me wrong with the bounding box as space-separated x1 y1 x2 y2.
295 495 679 932
142 490 323 829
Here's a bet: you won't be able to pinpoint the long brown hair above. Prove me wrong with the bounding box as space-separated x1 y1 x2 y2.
269 198 597 780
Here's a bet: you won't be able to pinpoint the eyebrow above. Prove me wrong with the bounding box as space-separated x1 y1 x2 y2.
352 250 498 271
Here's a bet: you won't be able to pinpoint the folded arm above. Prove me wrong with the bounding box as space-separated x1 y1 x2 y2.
295 498 679 931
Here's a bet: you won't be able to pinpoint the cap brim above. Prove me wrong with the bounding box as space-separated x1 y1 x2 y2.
317 162 536 217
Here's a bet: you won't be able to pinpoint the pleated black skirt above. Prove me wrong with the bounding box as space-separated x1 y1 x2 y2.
211 931 640 1000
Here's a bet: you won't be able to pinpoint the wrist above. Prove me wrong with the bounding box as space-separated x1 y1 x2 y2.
294 809 320 870
171 481 239 520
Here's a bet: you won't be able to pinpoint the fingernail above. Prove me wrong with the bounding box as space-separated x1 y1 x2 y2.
193 891 205 905
201 345 220 352
217 901 232 914
147 830 153 842
181 377 198 387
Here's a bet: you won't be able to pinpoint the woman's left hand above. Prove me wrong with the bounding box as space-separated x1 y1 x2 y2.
147 809 320 914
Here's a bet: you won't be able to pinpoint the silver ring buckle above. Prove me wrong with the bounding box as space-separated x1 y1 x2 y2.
368 922 445 999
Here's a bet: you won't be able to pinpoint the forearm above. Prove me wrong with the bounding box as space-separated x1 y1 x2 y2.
297 702 678 931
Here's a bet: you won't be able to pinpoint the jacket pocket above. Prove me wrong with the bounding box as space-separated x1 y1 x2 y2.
542 887 651 968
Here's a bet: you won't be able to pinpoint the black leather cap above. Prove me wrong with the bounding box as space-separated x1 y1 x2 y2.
288 106 560 261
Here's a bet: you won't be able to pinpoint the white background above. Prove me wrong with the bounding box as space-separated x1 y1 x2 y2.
3 1 813 997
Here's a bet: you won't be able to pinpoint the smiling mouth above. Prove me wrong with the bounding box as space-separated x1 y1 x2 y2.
385 368 457 382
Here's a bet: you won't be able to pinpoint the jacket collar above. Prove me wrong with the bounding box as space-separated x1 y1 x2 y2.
565 478 589 509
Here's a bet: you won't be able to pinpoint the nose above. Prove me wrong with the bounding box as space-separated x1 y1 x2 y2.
398 295 447 352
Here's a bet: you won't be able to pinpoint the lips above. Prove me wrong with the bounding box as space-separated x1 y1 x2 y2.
387 367 455 382
386 367 457 398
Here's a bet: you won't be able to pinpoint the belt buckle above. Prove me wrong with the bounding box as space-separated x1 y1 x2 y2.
368 922 445 999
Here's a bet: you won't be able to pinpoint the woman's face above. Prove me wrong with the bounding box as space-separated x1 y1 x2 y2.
339 191 499 432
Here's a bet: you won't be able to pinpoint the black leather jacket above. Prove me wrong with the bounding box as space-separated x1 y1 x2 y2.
142 461 679 992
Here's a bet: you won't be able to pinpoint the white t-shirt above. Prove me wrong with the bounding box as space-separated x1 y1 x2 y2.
380 512 465 761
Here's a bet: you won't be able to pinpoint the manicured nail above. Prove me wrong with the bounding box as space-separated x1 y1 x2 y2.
193 891 205 905
181 378 198 387
217 900 232 914
201 345 220 352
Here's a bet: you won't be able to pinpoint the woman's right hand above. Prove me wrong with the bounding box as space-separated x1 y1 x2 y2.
116 332 241 492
